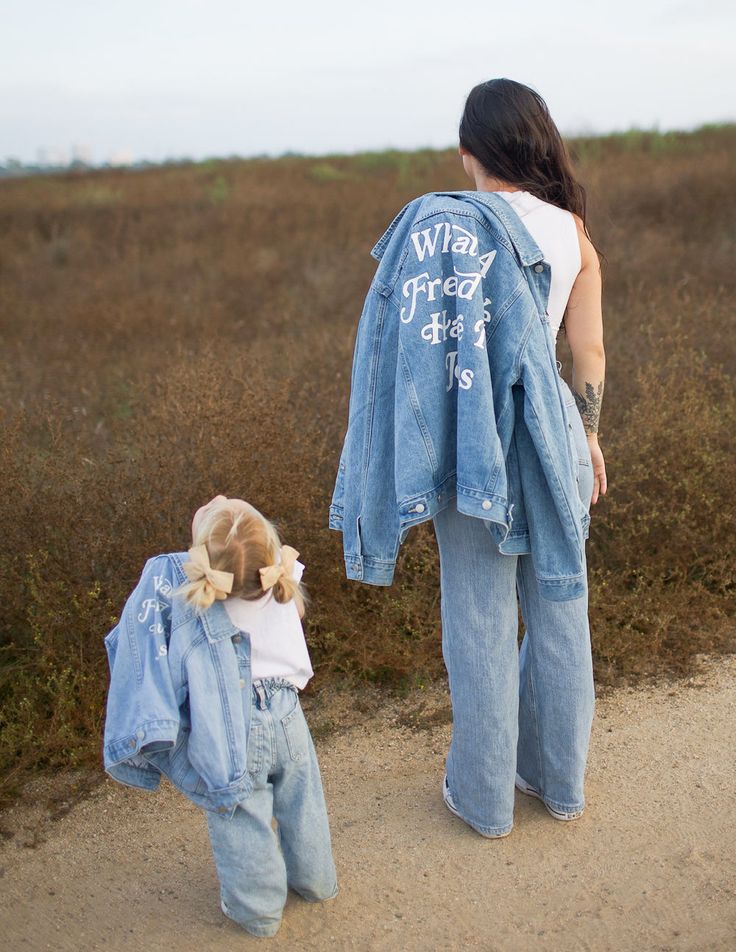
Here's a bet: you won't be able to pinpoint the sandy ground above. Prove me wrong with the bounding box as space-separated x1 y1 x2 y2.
1 657 735 952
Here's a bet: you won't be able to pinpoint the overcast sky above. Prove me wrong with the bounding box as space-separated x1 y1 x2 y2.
1 0 733 164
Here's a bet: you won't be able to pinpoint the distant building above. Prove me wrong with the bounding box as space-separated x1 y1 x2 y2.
108 150 134 167
71 143 93 166
36 146 70 167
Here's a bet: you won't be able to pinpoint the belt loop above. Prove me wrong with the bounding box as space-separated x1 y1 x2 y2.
253 681 267 710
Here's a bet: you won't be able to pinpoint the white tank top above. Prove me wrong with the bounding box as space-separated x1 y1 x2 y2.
495 190 581 340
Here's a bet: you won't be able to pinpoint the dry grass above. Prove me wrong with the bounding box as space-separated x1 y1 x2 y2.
1 126 735 799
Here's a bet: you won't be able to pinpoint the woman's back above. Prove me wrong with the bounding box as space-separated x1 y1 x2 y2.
495 190 581 340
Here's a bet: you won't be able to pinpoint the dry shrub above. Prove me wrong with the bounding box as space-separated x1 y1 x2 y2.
1 127 735 797
586 339 736 681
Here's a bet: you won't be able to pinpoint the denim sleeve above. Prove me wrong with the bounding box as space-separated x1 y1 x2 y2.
102 555 181 777
329 286 402 585
517 360 587 602
183 643 252 796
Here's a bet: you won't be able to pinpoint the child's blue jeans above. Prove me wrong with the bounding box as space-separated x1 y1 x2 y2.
433 376 596 836
205 678 338 938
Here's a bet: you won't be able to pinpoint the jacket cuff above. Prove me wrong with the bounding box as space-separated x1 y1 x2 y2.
203 774 256 815
104 719 179 766
344 556 395 586
105 760 162 792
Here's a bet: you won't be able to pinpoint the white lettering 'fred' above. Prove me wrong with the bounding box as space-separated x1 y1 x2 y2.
401 261 493 326
401 272 429 324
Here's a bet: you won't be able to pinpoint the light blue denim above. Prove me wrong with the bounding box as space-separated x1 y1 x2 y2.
434 373 595 836
205 678 338 938
103 552 259 813
329 190 590 600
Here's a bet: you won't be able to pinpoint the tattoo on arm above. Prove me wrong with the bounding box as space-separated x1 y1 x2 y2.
573 381 604 434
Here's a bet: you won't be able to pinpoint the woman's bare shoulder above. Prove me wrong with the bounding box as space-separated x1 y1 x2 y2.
571 213 600 271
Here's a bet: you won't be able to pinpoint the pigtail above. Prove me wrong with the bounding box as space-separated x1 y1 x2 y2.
272 572 308 617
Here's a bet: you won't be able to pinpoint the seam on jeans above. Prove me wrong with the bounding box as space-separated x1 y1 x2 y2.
517 563 545 794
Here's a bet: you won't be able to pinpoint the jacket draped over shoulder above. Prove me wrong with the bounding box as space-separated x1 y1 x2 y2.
103 552 255 815
329 191 590 601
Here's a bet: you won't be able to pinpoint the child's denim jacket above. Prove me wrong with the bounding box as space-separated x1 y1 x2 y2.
103 552 253 815
329 190 590 601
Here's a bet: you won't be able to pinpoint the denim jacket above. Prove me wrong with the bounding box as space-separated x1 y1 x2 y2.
329 190 590 601
103 552 254 815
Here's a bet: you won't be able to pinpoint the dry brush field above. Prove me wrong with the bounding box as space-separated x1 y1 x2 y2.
1 127 734 798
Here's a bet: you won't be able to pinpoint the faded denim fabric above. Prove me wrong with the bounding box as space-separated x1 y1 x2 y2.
435 388 595 835
103 552 257 814
206 678 338 938
329 190 590 601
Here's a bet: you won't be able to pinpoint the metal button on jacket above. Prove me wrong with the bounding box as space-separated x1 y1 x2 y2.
534 263 544 273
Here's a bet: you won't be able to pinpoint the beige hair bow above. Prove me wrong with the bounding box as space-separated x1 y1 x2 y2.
259 545 299 592
183 544 234 601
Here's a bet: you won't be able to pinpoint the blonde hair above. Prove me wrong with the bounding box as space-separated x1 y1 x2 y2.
178 500 308 615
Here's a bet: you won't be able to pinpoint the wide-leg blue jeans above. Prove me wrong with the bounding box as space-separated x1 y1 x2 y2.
433 377 595 836
205 679 338 937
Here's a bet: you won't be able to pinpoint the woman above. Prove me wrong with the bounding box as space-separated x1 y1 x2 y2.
436 78 607 836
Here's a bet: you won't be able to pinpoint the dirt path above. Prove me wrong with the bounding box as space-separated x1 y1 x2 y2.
1 657 735 952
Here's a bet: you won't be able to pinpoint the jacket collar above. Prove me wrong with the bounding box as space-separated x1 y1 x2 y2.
371 190 545 269
170 552 241 644
446 191 546 267
370 196 423 261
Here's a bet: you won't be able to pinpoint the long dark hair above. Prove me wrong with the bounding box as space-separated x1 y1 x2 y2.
459 78 593 242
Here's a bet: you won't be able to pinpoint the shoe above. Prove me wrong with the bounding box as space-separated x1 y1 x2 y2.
443 774 512 838
442 773 462 819
514 774 583 822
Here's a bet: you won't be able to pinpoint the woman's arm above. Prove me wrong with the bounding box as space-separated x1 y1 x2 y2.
564 216 608 503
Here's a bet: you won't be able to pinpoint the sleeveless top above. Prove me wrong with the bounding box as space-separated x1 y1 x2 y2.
495 190 581 340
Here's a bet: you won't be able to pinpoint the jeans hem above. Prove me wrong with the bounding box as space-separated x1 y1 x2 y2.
295 882 339 903
456 812 513 838
241 922 282 938
221 900 282 938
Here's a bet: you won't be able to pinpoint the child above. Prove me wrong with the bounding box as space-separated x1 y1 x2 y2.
103 495 338 938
